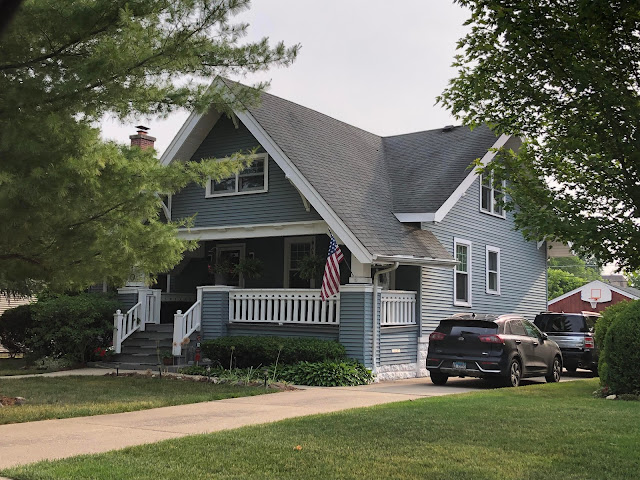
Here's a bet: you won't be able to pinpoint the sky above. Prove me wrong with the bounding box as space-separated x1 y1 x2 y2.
100 0 471 155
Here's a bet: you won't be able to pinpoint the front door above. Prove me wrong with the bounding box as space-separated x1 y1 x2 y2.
215 244 246 287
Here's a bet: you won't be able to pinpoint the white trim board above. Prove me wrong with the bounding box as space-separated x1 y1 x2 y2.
548 279 639 305
177 220 331 241
394 134 511 224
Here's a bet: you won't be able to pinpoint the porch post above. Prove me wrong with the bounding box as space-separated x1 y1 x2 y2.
349 254 372 284
197 286 235 341
338 284 374 368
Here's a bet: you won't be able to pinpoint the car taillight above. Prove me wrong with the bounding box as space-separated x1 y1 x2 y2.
429 332 446 341
478 334 504 344
585 337 594 349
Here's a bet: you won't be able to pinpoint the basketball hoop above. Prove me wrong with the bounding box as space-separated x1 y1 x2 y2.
589 288 601 309
589 295 600 309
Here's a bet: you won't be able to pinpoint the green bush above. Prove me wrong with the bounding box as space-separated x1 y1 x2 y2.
599 300 640 395
0 304 34 355
279 360 374 387
201 336 346 369
26 293 120 363
595 301 631 352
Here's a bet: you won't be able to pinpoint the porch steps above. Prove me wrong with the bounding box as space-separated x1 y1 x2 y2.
111 324 177 369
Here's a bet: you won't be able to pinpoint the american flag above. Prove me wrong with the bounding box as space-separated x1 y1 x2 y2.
320 233 344 301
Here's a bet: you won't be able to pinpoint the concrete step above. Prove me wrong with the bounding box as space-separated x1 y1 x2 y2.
112 353 166 365
142 324 174 333
121 338 173 348
125 331 173 341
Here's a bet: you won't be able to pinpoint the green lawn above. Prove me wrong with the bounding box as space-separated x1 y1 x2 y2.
0 375 274 425
4 379 639 480
0 358 48 376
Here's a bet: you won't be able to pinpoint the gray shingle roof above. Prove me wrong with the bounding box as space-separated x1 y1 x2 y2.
237 86 499 260
609 283 640 298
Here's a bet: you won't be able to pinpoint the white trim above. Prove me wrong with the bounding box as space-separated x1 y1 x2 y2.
197 285 238 293
548 279 639 304
205 153 269 198
453 237 472 307
283 236 316 288
479 173 506 218
373 254 457 268
394 134 511 223
485 245 501 295
233 108 373 264
160 109 222 166
177 220 329 241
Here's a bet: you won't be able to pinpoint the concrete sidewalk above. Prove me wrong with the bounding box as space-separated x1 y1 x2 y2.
0 375 481 469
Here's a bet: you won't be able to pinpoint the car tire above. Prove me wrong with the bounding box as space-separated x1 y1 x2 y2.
546 356 562 383
430 371 448 386
505 358 521 387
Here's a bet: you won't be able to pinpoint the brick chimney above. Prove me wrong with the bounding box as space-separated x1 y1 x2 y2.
129 125 156 150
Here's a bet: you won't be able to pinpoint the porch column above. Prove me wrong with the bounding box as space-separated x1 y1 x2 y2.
349 254 372 284
338 284 374 368
198 286 235 341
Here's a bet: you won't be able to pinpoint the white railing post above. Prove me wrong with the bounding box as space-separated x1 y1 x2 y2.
113 309 124 354
173 310 184 357
137 289 148 332
380 291 417 326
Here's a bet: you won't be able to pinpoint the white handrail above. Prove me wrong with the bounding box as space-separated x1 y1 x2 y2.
380 291 416 326
229 289 339 325
113 302 142 354
172 300 201 356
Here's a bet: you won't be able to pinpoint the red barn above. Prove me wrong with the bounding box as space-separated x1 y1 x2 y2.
548 280 639 314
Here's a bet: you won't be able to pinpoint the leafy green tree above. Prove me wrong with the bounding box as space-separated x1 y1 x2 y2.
0 0 298 294
439 1 640 271
547 269 586 301
549 257 601 282
626 272 640 290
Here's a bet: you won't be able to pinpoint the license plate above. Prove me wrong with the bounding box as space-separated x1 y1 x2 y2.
453 361 466 370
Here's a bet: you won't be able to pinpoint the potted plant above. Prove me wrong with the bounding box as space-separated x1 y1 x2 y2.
160 350 173 366
296 254 326 285
209 257 264 285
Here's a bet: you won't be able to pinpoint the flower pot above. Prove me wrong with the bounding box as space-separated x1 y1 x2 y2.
162 357 173 366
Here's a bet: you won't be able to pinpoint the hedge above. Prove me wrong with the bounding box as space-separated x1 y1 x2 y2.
599 300 640 395
201 336 346 369
0 304 34 356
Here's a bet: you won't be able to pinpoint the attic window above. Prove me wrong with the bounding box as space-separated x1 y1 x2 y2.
480 172 506 218
206 154 269 197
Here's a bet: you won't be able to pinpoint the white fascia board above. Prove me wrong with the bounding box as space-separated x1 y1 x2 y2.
233 108 373 264
373 254 457 268
177 220 330 241
393 134 511 224
160 109 222 166
548 279 639 304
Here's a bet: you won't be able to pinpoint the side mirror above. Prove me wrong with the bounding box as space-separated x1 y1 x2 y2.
541 332 548 341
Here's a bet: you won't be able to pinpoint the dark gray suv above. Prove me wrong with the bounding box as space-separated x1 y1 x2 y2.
426 314 563 387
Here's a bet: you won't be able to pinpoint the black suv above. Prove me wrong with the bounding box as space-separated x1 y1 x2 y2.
533 312 600 374
426 314 562 387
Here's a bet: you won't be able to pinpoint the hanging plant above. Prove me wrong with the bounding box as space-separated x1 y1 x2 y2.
296 254 326 281
233 257 264 279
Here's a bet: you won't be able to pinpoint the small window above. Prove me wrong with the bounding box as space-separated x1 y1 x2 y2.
508 319 527 336
453 238 472 307
480 172 506 217
206 154 268 197
523 320 542 339
485 246 501 295
284 237 315 288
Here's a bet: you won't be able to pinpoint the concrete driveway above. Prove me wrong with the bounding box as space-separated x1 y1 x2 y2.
0 370 589 470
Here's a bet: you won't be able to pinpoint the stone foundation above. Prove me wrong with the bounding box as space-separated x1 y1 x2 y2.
374 362 417 382
417 338 430 378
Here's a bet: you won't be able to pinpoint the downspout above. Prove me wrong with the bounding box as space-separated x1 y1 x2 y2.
372 262 399 371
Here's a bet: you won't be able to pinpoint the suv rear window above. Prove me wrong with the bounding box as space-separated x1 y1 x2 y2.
534 314 586 333
437 320 499 336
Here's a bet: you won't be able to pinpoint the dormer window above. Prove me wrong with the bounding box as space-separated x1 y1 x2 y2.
480 172 506 218
206 153 269 197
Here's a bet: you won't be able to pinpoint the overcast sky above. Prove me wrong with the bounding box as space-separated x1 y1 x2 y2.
101 0 470 154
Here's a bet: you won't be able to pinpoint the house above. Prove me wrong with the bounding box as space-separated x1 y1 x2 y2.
548 279 639 314
112 80 547 380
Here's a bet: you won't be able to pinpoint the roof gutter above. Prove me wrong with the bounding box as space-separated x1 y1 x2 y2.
373 255 458 268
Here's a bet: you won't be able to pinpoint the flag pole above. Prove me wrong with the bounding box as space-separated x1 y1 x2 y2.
327 228 352 274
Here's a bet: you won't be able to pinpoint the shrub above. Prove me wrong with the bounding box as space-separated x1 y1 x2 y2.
0 304 34 355
278 360 374 387
595 301 632 352
201 336 346 369
599 300 640 395
26 293 120 363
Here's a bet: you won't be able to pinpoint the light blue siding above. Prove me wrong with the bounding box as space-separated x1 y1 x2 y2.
379 326 418 365
338 290 373 366
420 177 547 333
171 115 321 228
227 324 338 341
118 293 137 312
201 291 229 339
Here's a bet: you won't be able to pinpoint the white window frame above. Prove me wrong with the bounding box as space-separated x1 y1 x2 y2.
205 153 269 198
283 236 316 288
479 172 506 218
485 245 501 295
214 243 246 287
453 238 472 307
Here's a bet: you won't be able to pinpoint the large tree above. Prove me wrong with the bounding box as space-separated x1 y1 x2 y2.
0 0 298 294
439 1 640 271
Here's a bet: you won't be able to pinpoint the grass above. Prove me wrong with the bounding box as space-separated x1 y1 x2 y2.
0 375 274 425
0 358 48 376
3 379 640 480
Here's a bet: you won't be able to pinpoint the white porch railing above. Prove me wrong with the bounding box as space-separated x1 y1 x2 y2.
113 302 142 354
172 300 201 356
229 289 340 325
380 290 417 325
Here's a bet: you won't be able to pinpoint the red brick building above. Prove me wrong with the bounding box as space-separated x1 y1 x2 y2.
548 280 639 314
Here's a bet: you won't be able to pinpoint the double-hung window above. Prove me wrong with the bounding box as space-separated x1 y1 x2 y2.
480 172 506 217
206 153 268 197
485 246 501 295
453 238 472 307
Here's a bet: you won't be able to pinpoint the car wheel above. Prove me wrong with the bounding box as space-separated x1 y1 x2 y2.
546 356 562 383
430 371 448 386
505 358 521 387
